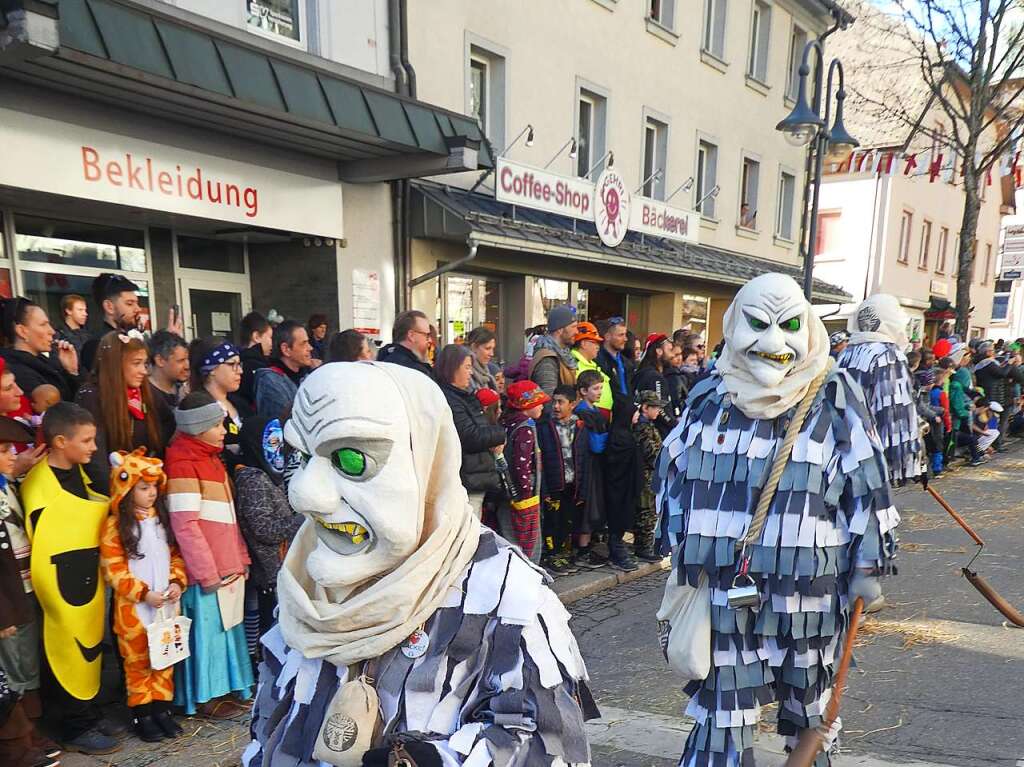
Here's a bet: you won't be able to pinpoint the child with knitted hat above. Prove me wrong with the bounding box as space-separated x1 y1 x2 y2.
99 449 186 743
165 391 253 718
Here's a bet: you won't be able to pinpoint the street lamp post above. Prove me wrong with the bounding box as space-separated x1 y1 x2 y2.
776 40 859 299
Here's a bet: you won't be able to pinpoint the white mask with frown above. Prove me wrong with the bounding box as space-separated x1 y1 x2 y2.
716 273 830 419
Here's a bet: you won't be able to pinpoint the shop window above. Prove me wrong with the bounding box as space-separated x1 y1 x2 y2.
702 0 728 59
776 171 796 240
787 25 808 100
696 139 718 218
247 0 300 43
467 43 507 152
936 226 949 274
747 1 771 83
918 220 932 270
20 271 151 333
14 215 146 272
992 279 1012 321
177 235 246 274
576 86 608 179
739 157 760 230
897 210 913 265
681 294 708 331
642 115 669 199
648 0 675 30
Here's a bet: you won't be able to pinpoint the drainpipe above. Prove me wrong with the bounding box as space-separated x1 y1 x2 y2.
409 239 479 288
388 0 410 320
399 0 417 98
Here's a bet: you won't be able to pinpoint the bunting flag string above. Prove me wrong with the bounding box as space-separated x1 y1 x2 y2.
828 148 1021 188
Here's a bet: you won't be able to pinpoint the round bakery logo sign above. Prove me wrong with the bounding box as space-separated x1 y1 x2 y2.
595 169 630 247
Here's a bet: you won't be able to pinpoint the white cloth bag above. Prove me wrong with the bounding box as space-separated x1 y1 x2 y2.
656 571 711 682
147 605 192 671
217 576 245 631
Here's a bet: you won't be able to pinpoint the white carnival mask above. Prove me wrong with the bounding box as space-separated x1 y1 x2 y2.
727 273 811 387
284 362 423 588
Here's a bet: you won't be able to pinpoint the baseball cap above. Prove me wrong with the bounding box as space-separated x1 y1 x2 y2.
637 390 670 408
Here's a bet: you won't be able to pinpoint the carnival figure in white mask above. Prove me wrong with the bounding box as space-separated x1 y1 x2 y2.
837 294 921 485
243 363 596 767
655 274 899 767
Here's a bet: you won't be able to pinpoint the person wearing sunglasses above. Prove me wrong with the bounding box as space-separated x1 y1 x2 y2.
189 338 253 467
376 310 435 379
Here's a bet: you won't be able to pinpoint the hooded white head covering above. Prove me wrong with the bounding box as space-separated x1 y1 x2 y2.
716 273 831 419
277 362 480 667
847 294 909 349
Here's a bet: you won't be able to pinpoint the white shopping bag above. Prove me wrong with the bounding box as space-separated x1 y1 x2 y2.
147 605 192 671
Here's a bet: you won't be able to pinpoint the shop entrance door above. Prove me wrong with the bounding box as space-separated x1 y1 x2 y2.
178 275 251 342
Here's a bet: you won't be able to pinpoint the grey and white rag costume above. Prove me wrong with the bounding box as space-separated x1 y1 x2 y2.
656 275 899 767
838 294 921 484
243 361 595 767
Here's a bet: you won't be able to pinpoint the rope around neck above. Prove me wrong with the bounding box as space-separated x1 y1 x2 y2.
738 358 835 552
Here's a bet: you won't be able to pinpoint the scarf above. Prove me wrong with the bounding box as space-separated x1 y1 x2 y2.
533 334 578 371
716 275 831 419
126 387 145 421
847 294 909 349
277 362 481 668
469 356 496 393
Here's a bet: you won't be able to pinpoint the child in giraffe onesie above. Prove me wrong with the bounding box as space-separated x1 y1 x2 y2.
100 448 187 744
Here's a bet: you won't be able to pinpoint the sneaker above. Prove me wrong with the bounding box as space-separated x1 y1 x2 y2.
608 548 640 572
28 753 60 767
60 730 121 755
545 557 575 576
573 549 607 570
634 545 664 563
970 457 987 466
864 594 886 614
31 732 61 759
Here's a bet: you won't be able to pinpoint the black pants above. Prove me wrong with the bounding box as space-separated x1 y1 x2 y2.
542 486 575 555
40 645 98 741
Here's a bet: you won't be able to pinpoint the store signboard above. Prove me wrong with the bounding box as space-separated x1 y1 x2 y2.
0 107 344 238
495 157 698 245
629 196 699 244
495 158 595 220
352 268 381 337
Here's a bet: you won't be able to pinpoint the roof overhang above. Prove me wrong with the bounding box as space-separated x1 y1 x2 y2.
410 181 851 304
0 0 491 182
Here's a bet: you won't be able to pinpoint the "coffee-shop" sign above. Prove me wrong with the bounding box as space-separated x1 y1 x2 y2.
495 157 698 247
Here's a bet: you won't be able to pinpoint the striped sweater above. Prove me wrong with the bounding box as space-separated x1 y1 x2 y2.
165 433 250 588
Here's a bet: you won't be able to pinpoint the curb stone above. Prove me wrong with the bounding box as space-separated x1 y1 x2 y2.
552 557 670 605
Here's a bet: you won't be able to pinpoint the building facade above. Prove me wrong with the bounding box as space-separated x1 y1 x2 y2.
403 0 851 357
0 0 487 342
989 191 1024 342
812 1 1014 342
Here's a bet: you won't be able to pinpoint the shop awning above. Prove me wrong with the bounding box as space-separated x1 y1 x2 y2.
411 181 851 304
0 0 490 181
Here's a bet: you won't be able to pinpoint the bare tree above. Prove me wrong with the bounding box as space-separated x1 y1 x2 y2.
844 0 1024 335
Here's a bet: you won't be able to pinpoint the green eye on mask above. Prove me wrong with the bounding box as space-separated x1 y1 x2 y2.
781 316 802 332
746 314 770 331
332 448 366 477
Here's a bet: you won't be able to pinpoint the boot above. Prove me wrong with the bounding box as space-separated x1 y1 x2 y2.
634 543 663 563
608 541 639 572
152 701 183 739
131 705 166 743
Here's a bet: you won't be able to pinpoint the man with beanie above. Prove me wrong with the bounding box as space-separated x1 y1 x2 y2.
529 305 578 417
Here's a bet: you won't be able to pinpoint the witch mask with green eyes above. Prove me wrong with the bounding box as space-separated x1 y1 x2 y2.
716 273 831 419
277 361 481 666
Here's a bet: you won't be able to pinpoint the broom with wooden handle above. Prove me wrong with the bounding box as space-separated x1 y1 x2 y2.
784 597 864 767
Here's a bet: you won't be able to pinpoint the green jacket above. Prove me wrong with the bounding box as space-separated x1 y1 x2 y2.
949 367 973 423
572 349 613 411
